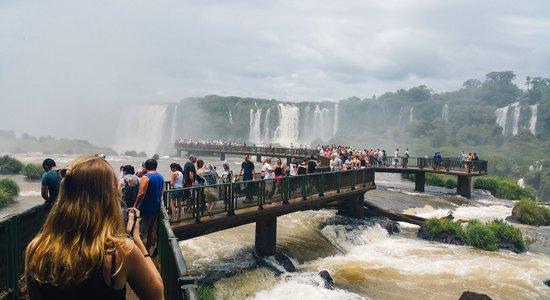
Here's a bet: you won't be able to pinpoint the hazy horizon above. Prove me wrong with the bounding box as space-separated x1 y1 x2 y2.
1 0 549 146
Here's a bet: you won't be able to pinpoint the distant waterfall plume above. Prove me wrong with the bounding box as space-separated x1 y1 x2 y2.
409 107 414 121
442 104 449 123
495 105 510 135
113 104 169 156
274 104 300 145
170 103 179 143
248 109 262 142
333 103 339 136
529 104 538 135
246 102 339 146
495 101 538 136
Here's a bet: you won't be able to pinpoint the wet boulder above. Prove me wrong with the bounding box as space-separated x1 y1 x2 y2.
544 279 550 287
458 291 492 300
318 270 334 290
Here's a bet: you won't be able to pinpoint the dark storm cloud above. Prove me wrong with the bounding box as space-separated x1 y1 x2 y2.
0 0 549 145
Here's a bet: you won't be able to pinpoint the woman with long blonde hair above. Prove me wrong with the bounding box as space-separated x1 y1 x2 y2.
25 155 162 300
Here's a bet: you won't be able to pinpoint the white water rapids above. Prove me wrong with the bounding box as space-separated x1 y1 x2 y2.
179 173 550 299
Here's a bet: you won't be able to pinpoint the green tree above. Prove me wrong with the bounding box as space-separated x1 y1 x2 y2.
481 71 522 107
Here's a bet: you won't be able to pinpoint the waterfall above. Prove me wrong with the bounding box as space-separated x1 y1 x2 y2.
248 108 262 142
228 111 234 126
262 107 273 143
170 103 178 144
113 104 169 156
442 104 449 123
511 102 521 136
409 107 414 121
274 104 300 146
333 103 339 136
495 105 510 135
529 104 538 135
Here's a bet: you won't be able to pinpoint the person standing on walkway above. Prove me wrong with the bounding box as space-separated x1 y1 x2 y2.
183 155 197 209
133 159 165 255
169 163 184 220
403 149 410 168
236 154 256 202
394 148 400 167
41 158 61 212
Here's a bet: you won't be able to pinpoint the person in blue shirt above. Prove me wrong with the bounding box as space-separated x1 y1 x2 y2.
133 159 164 254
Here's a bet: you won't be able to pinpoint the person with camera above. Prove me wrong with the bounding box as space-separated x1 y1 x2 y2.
25 155 163 300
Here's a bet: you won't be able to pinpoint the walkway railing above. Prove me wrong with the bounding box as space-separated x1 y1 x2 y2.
369 156 488 174
174 143 318 157
163 167 375 223
0 205 46 300
157 204 198 300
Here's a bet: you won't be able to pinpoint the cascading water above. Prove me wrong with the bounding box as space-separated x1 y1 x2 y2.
113 104 168 156
170 104 178 143
409 107 414 121
442 104 449 123
333 103 339 136
495 105 510 135
529 104 538 135
228 111 234 126
511 102 521 136
248 108 262 143
274 104 300 146
262 107 273 143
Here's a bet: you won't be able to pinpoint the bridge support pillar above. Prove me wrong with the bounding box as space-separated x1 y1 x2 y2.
177 150 181 157
256 155 262 163
220 152 226 161
457 176 472 199
255 215 277 256
339 193 365 219
415 172 425 192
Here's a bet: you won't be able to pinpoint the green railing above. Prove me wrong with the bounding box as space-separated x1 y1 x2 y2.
371 156 488 174
157 204 198 300
164 167 375 223
0 205 47 300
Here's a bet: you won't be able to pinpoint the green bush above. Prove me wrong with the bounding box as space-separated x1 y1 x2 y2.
0 155 24 174
445 178 457 189
474 177 499 194
487 219 525 250
474 177 535 200
197 285 215 300
137 152 147 157
513 198 550 225
465 222 498 251
426 173 446 187
0 178 19 203
426 218 464 238
425 218 524 252
23 163 44 180
152 153 160 160
0 189 10 205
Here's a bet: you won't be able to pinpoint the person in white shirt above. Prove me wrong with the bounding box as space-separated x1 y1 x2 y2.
289 157 298 176
262 157 275 199
394 148 400 167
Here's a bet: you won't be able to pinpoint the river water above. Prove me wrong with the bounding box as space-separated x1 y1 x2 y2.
2 155 550 299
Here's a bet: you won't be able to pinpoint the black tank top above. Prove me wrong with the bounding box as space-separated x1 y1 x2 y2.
274 166 284 177
36 252 126 300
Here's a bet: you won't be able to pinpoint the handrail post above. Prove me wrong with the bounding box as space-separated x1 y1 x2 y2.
282 177 289 205
336 172 341 193
258 180 264 210
351 170 356 190
318 173 324 197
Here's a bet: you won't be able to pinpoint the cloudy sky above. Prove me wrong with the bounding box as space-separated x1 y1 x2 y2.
1 0 549 143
